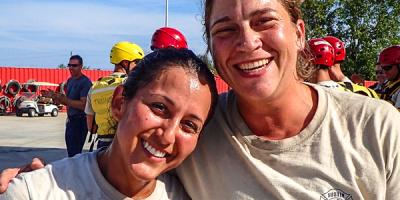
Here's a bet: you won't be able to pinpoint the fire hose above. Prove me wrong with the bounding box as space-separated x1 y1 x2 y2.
0 96 11 111
4 80 21 96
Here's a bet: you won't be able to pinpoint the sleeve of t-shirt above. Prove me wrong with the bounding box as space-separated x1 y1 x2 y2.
0 176 30 199
80 78 92 98
385 106 400 199
84 88 94 115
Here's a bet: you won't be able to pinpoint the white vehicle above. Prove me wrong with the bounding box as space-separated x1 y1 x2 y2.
15 82 59 117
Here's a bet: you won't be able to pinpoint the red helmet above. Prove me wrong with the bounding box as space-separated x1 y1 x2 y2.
308 38 335 67
323 36 346 62
378 45 400 66
151 27 188 50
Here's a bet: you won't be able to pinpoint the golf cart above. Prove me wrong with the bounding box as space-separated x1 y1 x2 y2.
15 82 59 117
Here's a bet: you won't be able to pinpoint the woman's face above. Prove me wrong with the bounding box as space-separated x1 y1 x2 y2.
209 0 305 101
113 67 212 181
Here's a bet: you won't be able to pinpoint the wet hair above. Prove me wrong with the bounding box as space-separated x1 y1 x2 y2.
203 0 314 80
69 55 83 65
122 48 219 127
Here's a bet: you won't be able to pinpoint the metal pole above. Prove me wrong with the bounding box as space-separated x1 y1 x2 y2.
165 0 169 27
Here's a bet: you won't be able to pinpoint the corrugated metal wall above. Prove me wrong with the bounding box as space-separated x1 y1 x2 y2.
0 66 230 94
0 67 111 86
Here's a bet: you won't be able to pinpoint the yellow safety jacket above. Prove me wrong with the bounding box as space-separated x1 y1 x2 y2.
338 82 380 99
381 79 400 108
90 72 127 137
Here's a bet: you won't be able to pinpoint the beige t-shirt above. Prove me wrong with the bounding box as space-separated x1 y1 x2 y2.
177 84 400 200
1 150 189 200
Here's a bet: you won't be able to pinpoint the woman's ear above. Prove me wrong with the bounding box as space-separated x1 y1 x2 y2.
111 85 125 121
295 19 306 50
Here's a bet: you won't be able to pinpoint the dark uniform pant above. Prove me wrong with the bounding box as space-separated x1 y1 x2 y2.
65 115 88 157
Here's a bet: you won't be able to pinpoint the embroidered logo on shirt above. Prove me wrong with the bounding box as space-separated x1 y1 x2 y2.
320 189 353 200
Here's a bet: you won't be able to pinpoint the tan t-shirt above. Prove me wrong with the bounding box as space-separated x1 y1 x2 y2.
177 84 400 200
1 150 189 200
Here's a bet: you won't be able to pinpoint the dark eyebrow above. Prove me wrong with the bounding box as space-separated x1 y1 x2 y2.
210 16 231 29
150 94 204 124
249 8 277 18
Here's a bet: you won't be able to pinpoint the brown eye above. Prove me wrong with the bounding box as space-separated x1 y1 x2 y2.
180 120 200 134
150 102 168 116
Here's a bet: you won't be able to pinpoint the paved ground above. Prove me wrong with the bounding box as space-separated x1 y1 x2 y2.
0 112 90 170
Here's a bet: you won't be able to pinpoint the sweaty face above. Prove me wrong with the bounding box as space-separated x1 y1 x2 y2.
209 0 305 102
114 67 212 181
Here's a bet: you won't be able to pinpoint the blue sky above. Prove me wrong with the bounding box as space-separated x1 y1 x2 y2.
0 0 206 69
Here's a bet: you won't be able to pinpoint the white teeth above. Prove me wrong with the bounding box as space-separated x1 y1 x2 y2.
142 140 166 158
238 59 270 71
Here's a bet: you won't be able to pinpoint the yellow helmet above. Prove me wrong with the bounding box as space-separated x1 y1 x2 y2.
110 41 144 64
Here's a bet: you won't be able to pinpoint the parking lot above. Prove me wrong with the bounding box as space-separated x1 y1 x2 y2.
0 112 90 170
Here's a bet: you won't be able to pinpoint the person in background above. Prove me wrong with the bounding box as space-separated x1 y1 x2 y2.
308 38 343 89
46 55 92 157
323 36 379 98
379 45 400 110
323 36 352 83
0 48 218 200
85 41 144 149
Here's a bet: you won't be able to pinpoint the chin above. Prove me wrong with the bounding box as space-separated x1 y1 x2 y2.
129 164 165 181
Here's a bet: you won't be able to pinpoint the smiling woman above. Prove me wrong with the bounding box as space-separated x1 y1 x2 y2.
0 48 218 200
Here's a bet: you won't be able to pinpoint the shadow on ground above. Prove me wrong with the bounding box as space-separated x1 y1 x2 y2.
0 146 70 170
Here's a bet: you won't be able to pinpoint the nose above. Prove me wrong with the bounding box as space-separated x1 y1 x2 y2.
156 119 179 145
236 25 262 52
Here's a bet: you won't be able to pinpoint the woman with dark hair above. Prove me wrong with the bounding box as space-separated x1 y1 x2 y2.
0 48 218 200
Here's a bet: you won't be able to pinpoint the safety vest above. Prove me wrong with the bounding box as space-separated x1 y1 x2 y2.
381 79 400 106
337 82 380 99
90 72 127 136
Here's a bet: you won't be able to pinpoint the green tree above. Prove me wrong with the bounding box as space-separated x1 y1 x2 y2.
302 0 400 80
57 64 66 68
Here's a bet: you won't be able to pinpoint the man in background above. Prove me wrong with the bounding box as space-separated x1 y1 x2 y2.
50 55 92 157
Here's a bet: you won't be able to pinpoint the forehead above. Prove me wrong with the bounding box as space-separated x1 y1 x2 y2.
69 59 80 64
141 67 212 118
210 0 283 21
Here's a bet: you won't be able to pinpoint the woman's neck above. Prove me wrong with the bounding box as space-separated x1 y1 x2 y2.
236 83 318 140
97 143 157 198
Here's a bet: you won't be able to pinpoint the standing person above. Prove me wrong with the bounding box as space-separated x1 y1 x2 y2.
175 0 400 199
379 45 400 110
50 55 92 157
1 1 400 199
85 41 144 149
0 49 218 200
